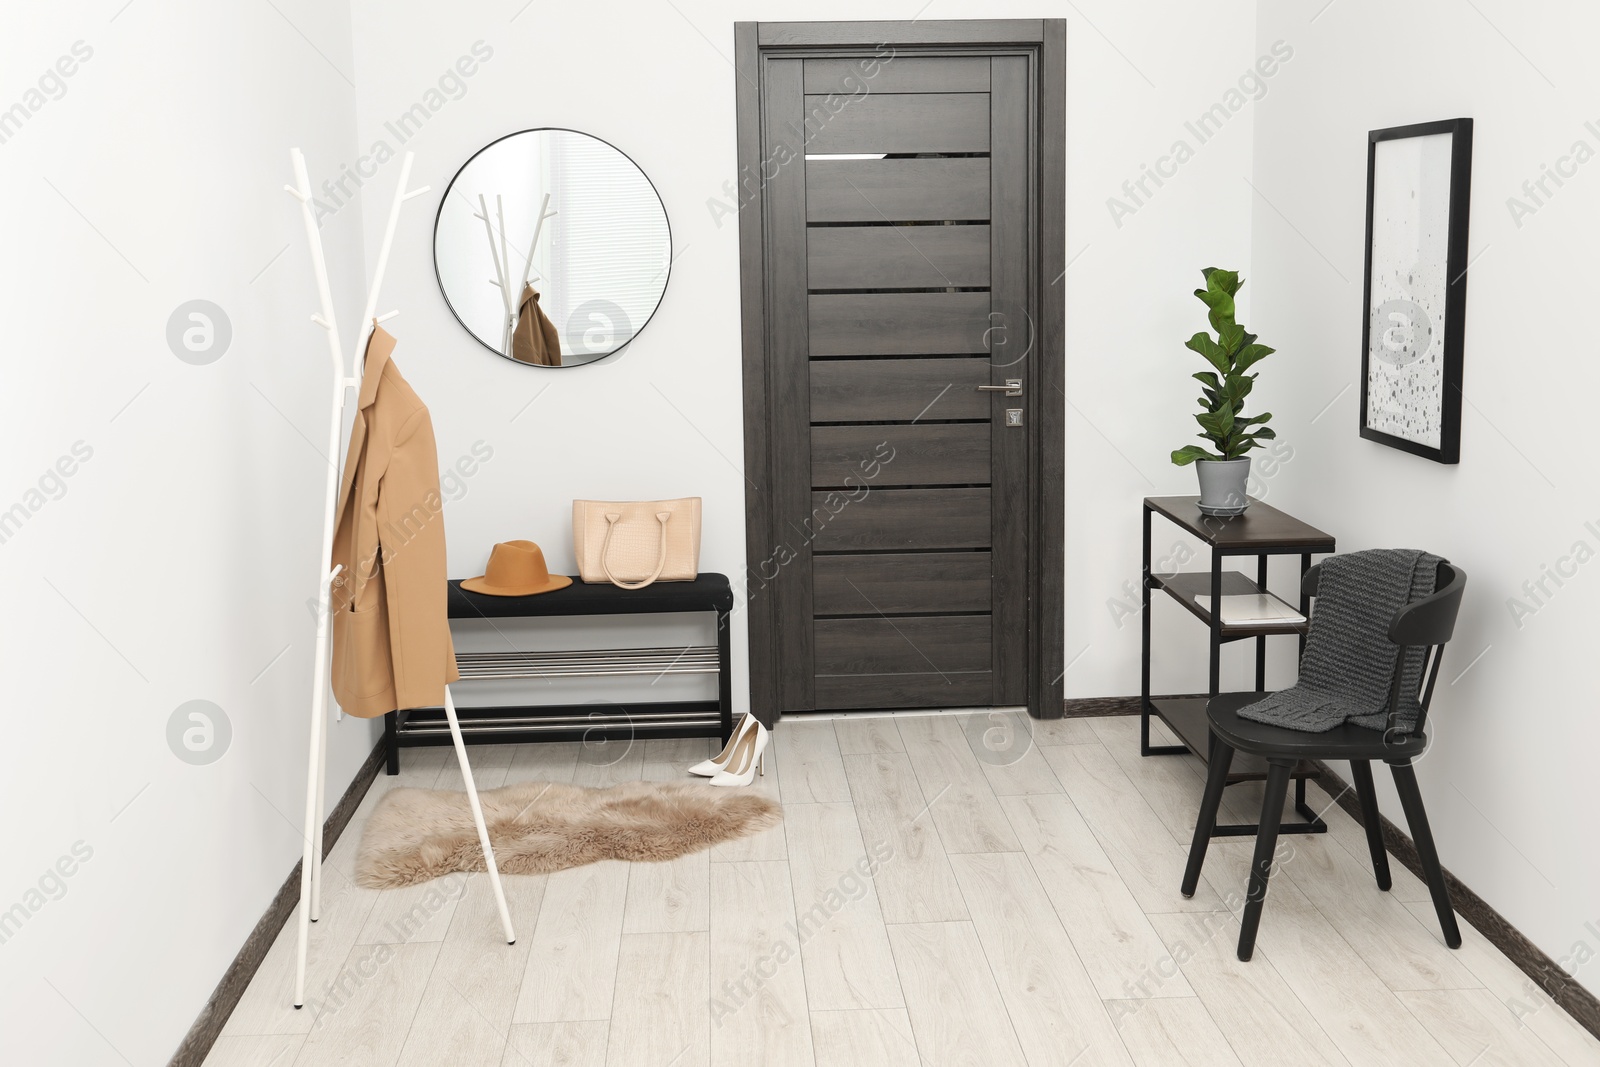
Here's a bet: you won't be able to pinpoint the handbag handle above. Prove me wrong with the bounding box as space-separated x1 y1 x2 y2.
600 510 672 590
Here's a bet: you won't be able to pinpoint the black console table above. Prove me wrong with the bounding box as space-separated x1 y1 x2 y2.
1141 496 1335 835
383 574 735 774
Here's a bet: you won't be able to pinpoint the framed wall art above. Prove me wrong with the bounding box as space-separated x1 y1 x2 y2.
1360 117 1473 464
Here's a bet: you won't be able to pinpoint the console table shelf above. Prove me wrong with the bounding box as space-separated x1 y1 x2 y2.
1141 496 1335 835
1149 571 1310 641
383 574 735 774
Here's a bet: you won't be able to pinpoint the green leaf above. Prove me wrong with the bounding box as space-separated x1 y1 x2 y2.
1200 267 1241 296
1218 321 1245 355
1171 444 1216 466
1197 401 1234 438
1225 427 1277 455
1241 412 1273 427
1192 371 1222 392
1195 288 1236 335
1184 332 1230 375
1235 343 1275 373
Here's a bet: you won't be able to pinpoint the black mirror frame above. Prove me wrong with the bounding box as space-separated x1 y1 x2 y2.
431 126 673 369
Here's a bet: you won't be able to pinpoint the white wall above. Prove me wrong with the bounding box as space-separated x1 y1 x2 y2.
0 2 374 1063
344 0 1264 712
1251 0 1600 997
1060 3 1275 699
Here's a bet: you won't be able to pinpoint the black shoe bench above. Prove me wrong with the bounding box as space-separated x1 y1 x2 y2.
383 574 735 774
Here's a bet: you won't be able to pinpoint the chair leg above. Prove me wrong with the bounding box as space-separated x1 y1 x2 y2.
1350 760 1392 891
1237 759 1292 962
1390 760 1461 949
1182 737 1235 897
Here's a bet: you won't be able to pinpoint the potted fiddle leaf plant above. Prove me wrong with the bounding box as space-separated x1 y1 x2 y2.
1171 267 1276 516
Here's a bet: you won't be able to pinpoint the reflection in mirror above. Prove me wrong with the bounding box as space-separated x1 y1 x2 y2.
434 128 671 368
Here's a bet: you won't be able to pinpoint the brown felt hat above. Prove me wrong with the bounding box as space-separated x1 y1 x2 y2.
461 540 573 597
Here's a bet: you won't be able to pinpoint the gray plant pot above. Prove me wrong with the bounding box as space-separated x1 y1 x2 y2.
1195 457 1251 516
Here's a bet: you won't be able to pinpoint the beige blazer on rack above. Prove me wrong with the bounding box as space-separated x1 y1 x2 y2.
329 326 459 718
511 284 562 366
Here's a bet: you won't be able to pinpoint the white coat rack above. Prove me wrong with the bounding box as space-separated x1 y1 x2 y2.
284 147 515 1010
472 191 557 354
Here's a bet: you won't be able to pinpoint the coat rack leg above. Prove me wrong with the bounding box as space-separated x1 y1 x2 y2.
443 686 516 944
292 687 327 1008
309 706 328 921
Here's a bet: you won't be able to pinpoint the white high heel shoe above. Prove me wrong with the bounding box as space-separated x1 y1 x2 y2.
689 713 757 777
710 719 770 788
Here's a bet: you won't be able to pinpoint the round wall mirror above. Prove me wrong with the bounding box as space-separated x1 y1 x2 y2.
433 128 671 368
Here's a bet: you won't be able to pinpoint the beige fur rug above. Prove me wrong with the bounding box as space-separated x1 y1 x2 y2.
354 779 782 888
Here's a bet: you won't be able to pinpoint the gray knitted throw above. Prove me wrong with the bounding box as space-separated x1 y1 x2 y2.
1237 548 1442 733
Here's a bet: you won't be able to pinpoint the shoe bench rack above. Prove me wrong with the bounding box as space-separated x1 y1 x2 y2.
384 574 736 773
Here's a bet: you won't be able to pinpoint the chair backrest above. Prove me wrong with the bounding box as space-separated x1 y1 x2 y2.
1301 560 1467 738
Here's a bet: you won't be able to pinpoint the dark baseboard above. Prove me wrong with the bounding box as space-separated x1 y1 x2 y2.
167 739 386 1067
1307 759 1600 1041
1060 695 1141 717
1058 695 1206 718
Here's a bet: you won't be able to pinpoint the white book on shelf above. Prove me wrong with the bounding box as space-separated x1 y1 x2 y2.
1194 592 1307 626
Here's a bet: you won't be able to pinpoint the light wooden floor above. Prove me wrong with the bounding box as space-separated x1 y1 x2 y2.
208 712 1598 1066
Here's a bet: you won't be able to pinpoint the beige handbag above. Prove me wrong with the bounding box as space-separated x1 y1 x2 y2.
573 498 701 589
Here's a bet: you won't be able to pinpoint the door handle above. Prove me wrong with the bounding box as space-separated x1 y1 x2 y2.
977 379 1023 397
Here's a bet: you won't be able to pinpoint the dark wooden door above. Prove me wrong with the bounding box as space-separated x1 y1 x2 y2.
753 53 1033 713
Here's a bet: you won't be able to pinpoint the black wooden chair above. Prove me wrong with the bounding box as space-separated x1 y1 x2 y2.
1181 560 1467 961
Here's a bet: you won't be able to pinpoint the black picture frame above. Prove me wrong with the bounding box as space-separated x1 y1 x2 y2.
1359 117 1473 464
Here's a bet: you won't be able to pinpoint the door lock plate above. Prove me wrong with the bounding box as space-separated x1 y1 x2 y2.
1006 408 1024 427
